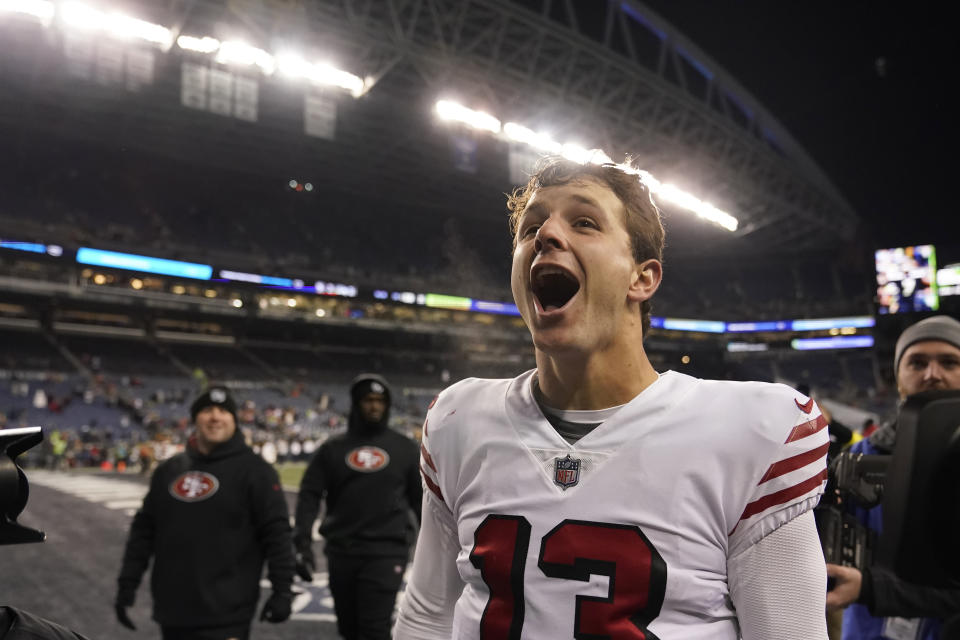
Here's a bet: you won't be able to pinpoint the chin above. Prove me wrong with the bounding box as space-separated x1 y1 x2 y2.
531 330 586 356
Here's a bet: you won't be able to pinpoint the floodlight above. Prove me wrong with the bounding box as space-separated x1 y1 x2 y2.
439 104 740 232
61 2 172 48
177 34 220 54
503 122 561 153
277 54 364 95
314 62 362 94
60 2 103 29
107 13 171 47
560 143 591 164
216 40 275 74
0 0 55 21
657 183 738 231
435 100 501 134
276 53 311 78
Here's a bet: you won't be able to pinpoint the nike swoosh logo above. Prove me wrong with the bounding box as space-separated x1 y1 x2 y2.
795 397 815 414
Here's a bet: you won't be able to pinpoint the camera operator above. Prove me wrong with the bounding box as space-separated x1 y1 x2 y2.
827 315 960 639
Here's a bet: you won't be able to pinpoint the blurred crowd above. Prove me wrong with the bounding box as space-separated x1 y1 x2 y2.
2 372 427 472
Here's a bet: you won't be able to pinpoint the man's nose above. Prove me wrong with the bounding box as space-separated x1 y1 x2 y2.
923 362 944 381
534 217 565 253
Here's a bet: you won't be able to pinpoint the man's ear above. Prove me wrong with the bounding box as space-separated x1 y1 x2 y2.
628 259 662 303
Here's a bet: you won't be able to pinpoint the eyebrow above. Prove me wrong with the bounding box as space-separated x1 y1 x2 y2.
569 193 603 210
907 353 960 362
522 193 603 219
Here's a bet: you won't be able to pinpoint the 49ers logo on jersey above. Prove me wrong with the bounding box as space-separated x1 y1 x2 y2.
345 446 390 472
169 471 220 502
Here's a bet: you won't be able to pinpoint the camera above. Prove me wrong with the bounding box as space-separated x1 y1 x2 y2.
815 451 887 571
0 426 45 546
816 390 960 588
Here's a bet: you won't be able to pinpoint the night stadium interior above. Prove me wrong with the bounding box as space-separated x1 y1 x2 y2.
0 0 956 636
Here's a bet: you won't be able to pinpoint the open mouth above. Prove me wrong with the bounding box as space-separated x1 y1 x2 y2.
532 266 580 312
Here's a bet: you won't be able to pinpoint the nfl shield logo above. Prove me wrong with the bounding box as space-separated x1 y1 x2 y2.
554 454 581 490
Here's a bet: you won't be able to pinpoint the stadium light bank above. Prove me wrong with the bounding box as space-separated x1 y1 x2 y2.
435 99 739 233
0 1 368 96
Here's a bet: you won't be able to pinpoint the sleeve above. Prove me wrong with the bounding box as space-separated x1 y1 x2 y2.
393 406 463 639
729 510 828 640
406 440 424 526
293 448 326 551
861 566 960 618
117 472 159 597
728 395 830 557
393 494 462 639
251 461 295 594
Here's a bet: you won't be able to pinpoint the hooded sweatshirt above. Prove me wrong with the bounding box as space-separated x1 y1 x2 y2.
117 430 294 627
294 377 422 557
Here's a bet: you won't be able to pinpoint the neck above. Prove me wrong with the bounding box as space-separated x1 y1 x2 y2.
195 438 214 455
534 339 658 410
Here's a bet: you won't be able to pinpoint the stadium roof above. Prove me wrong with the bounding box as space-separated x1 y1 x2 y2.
0 0 863 258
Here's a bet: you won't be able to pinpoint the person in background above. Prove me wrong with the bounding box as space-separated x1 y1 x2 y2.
294 374 422 640
115 386 295 640
827 315 960 639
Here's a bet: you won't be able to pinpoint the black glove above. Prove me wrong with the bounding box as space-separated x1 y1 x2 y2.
295 546 315 583
114 590 137 630
259 591 293 623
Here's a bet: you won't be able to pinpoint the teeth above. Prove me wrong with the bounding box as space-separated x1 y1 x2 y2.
533 266 570 280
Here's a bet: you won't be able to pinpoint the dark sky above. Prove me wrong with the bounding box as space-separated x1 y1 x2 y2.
637 1 955 249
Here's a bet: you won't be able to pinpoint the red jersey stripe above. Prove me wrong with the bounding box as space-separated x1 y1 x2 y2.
420 465 444 503
784 414 828 443
795 397 815 413
421 443 438 473
731 468 828 534
757 442 830 485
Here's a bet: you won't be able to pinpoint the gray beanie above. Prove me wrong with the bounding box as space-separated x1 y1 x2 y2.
894 315 960 375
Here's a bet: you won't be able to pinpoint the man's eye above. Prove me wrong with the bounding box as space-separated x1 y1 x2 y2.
575 219 598 229
522 224 540 237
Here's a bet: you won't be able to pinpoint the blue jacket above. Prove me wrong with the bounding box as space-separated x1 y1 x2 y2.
841 438 943 640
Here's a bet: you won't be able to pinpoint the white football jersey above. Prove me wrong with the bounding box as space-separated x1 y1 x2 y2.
416 369 829 640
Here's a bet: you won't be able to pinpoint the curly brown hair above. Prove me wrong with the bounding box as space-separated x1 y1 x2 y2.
506 157 665 335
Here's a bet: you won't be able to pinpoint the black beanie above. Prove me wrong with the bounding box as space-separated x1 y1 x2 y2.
350 373 391 405
190 386 238 423
348 373 391 434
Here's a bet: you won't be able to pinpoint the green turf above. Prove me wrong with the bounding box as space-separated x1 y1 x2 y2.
276 461 308 488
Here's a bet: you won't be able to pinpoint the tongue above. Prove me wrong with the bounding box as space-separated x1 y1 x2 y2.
545 304 559 311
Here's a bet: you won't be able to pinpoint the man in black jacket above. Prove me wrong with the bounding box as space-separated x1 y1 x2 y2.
115 386 295 640
294 374 422 640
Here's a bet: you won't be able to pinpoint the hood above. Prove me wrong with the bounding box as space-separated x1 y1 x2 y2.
348 373 392 437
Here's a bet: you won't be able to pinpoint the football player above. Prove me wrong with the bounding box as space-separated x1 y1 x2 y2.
393 158 830 639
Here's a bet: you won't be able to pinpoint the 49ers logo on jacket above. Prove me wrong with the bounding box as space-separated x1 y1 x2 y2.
345 446 390 472
169 471 220 502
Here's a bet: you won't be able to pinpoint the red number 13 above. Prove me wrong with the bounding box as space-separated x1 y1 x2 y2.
470 516 667 640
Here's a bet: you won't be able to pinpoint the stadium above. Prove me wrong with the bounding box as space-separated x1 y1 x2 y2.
0 0 954 638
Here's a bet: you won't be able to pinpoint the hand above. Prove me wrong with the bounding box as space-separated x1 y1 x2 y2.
826 563 863 611
259 591 293 623
114 601 137 630
295 548 315 583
